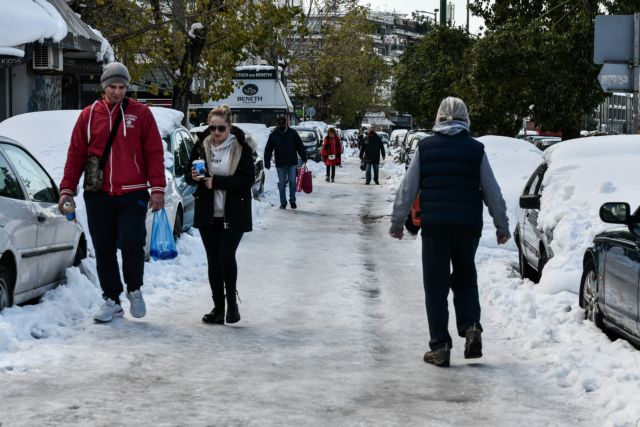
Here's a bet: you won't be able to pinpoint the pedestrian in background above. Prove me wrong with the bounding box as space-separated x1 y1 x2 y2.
321 126 342 182
359 127 385 185
389 96 511 367
264 116 307 209
186 105 254 325
58 62 166 323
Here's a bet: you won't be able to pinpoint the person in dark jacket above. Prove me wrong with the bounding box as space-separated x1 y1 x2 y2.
359 127 386 185
263 116 307 209
186 105 254 325
389 97 511 367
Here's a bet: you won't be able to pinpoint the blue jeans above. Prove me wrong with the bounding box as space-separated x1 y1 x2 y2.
366 163 379 183
421 234 481 350
277 166 297 205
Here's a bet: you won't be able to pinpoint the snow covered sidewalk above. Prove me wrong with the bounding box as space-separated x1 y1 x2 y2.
0 157 609 426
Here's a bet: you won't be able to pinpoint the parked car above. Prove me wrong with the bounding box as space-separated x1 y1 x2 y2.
389 129 408 147
535 137 562 151
580 202 640 347
189 124 265 198
291 126 322 162
151 107 196 237
0 136 87 310
0 110 185 260
400 131 429 168
515 163 550 282
514 135 640 285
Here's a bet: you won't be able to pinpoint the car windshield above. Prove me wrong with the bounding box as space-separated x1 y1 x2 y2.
298 131 316 143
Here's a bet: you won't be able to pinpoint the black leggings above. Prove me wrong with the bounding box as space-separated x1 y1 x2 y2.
326 165 335 180
199 218 244 309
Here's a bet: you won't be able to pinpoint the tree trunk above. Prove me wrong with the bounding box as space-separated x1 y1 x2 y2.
171 28 207 127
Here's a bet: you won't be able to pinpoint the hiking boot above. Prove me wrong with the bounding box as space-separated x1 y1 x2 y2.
325 177 330 182
279 203 286 209
290 202 297 209
226 301 241 324
331 178 335 182
126 290 146 318
423 344 451 367
365 182 370 185
464 324 483 359
202 307 225 324
94 299 124 323
374 181 379 185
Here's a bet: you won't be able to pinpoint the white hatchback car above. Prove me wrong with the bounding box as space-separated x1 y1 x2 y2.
0 136 87 309
0 109 183 261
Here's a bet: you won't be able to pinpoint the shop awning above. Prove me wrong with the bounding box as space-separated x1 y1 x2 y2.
47 0 102 55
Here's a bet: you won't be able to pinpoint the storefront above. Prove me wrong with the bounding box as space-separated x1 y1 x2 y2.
191 66 293 127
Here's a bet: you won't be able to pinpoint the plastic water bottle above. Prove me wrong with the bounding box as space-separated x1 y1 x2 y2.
62 201 76 222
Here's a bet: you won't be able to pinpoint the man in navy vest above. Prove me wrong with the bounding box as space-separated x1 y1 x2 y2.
389 97 511 367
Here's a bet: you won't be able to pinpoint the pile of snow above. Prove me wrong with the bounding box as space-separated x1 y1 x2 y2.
0 0 67 57
534 135 640 293
477 135 543 248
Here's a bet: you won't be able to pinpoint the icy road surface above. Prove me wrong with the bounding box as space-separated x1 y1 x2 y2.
0 158 597 426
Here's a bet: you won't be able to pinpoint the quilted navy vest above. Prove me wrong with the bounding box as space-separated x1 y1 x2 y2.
418 131 485 236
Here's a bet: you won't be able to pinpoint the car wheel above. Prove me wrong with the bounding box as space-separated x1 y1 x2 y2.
580 259 602 327
72 241 86 267
0 266 12 310
173 208 183 241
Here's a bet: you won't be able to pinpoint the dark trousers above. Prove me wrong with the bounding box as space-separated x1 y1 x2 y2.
199 218 244 310
84 190 149 303
326 165 335 180
365 163 379 183
421 233 481 350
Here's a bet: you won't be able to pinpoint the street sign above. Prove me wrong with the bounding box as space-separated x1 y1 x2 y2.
597 63 634 92
594 15 634 64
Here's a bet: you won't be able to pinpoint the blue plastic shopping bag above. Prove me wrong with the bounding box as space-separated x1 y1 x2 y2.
150 208 178 260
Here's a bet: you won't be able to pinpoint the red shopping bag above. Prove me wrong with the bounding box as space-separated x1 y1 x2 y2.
296 166 304 192
296 165 313 194
301 167 313 194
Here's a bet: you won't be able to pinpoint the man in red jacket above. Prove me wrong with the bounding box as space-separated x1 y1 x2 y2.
58 62 166 323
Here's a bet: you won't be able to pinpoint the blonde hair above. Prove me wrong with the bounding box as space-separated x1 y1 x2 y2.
208 104 232 125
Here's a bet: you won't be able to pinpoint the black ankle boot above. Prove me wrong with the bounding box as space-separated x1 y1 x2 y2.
225 290 241 324
202 307 225 324
226 301 240 323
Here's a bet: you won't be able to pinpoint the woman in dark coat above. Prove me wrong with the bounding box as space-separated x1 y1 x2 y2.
186 104 255 325
321 127 342 182
359 127 386 184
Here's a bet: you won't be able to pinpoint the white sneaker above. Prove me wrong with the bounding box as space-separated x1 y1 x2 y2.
94 299 124 323
127 290 146 318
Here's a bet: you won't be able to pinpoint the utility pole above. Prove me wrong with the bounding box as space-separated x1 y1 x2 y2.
635 12 640 133
440 0 446 25
466 0 470 33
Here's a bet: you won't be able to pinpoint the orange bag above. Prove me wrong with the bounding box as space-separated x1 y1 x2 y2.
410 196 421 227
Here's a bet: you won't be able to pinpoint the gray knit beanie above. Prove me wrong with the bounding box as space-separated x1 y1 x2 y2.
101 62 130 88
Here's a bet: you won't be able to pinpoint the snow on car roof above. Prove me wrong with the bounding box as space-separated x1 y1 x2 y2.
534 135 640 293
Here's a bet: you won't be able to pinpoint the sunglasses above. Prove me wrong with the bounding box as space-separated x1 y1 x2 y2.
209 125 228 133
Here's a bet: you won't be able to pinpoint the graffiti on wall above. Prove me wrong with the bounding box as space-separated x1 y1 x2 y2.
28 75 61 112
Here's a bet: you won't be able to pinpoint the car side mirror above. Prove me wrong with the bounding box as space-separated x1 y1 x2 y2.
519 194 541 210
599 202 631 224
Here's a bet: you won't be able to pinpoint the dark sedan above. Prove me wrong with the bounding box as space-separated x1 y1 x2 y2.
580 202 640 347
